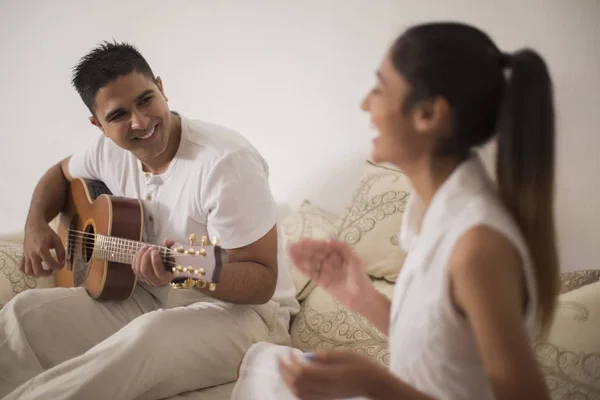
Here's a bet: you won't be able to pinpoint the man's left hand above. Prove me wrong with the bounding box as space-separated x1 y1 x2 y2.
132 238 174 286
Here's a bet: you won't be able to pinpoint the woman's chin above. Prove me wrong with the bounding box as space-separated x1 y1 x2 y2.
370 149 383 164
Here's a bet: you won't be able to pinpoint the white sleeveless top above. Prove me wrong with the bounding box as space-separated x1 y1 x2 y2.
388 155 539 399
231 155 539 400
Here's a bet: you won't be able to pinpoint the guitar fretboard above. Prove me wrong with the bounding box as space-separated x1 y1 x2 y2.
72 231 170 265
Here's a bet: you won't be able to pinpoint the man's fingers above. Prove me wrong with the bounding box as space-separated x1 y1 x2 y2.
133 246 149 282
22 257 33 276
132 246 142 275
30 254 45 277
140 248 158 285
151 249 170 282
39 248 61 271
52 235 66 265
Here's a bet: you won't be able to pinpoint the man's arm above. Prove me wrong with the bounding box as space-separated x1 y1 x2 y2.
193 147 280 305
20 157 73 276
25 157 72 226
194 224 278 304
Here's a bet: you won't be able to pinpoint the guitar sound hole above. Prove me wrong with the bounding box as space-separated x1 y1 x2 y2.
83 225 95 263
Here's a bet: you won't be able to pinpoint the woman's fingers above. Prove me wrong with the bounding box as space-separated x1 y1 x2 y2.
288 239 348 285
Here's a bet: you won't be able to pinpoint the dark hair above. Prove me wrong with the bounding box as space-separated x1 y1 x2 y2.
71 40 156 115
391 22 558 331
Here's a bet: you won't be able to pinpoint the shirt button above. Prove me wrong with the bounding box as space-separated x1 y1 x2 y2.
148 215 154 223
146 194 152 201
145 173 151 179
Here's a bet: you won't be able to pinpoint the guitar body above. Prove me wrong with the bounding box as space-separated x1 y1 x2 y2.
56 178 143 300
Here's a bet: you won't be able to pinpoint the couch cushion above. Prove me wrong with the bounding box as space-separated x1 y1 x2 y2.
337 161 411 282
535 278 600 398
559 270 600 294
280 200 341 301
289 278 393 366
0 240 55 309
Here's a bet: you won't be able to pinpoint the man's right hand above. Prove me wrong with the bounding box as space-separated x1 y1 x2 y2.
20 218 66 277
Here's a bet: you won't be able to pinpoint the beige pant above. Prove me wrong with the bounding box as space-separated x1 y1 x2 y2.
0 284 290 400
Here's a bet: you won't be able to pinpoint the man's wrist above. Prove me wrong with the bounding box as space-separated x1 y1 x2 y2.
25 211 46 230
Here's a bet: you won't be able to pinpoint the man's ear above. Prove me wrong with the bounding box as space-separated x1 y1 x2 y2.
89 116 107 137
411 96 450 138
155 76 168 102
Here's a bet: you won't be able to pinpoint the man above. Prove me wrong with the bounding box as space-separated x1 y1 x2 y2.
0 41 299 399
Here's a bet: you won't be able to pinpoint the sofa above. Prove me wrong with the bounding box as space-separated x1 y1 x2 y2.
1 160 599 399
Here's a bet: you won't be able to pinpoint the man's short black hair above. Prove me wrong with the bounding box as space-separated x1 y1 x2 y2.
71 40 156 115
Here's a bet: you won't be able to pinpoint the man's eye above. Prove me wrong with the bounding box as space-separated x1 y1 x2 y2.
111 112 126 121
139 96 152 105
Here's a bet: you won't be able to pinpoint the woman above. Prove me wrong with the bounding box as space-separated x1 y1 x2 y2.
232 21 558 400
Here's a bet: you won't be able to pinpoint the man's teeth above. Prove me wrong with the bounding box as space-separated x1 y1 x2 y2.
137 126 155 140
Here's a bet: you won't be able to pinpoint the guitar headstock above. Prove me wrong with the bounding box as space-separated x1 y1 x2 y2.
168 234 226 291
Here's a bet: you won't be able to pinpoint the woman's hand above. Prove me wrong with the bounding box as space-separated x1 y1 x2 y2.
288 238 373 311
278 349 388 400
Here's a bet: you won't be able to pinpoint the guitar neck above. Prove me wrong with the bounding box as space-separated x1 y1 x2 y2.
93 234 170 265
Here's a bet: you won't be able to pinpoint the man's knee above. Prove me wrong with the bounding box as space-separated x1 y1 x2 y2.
120 310 171 346
2 289 41 319
1 287 84 321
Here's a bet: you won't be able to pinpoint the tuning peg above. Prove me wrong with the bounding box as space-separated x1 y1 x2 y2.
175 246 184 253
189 233 196 246
171 281 185 289
198 248 207 256
209 283 216 291
175 265 183 272
186 266 194 273
201 236 208 246
196 279 207 289
195 268 205 276
183 278 196 289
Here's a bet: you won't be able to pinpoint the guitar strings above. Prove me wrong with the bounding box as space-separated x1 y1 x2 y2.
64 229 215 258
62 237 214 269
66 229 216 253
63 245 207 269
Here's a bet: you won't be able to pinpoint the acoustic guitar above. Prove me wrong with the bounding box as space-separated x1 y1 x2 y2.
54 178 225 300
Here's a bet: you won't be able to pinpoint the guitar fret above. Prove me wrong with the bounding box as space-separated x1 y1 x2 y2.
92 234 169 266
120 238 125 263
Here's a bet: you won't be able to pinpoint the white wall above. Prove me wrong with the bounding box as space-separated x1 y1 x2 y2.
1 0 598 273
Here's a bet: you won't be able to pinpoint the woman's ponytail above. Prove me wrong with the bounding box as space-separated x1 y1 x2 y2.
496 49 559 333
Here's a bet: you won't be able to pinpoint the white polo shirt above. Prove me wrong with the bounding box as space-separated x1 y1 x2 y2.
68 114 299 318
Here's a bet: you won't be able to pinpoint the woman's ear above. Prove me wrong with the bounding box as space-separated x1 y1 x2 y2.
412 97 450 138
